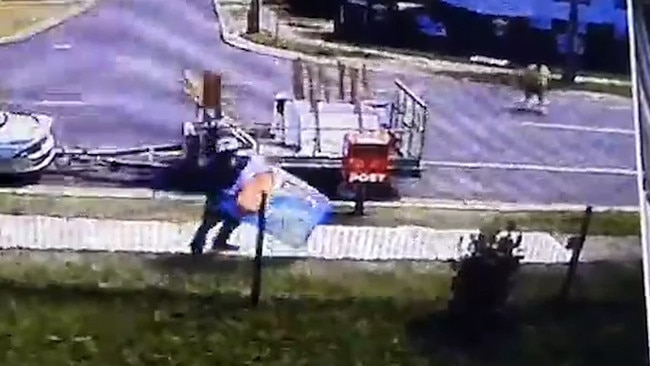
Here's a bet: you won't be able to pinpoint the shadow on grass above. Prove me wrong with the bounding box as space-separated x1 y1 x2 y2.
0 274 645 365
0 260 645 364
406 261 648 366
150 253 298 276
406 299 648 366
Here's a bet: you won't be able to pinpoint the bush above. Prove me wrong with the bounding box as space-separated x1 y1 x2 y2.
447 222 523 339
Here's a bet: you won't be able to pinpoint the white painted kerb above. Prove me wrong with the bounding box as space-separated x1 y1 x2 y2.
0 215 573 264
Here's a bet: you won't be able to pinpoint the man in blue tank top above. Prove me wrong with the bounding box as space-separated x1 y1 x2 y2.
189 136 272 255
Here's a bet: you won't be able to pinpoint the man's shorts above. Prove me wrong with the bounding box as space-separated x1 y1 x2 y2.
523 82 545 96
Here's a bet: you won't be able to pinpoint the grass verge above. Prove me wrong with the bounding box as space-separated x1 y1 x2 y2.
0 193 640 236
0 1 84 39
243 31 378 59
243 31 630 97
436 69 632 98
0 251 644 365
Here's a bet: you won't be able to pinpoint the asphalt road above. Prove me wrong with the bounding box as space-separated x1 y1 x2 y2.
0 0 291 148
0 0 639 206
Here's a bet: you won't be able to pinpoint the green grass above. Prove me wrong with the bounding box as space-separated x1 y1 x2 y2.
435 69 632 98
0 193 639 236
243 31 379 59
243 31 630 97
486 210 641 237
0 2 78 38
0 252 645 365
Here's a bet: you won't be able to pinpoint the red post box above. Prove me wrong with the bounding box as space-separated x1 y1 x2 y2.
342 131 391 184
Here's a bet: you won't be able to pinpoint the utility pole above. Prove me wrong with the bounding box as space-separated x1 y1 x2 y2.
247 0 261 34
562 0 579 83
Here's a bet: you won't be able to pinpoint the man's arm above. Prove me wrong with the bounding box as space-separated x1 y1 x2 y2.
237 172 275 213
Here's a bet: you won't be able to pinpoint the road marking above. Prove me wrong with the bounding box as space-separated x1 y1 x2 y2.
36 100 86 106
53 43 72 50
521 121 635 135
422 160 636 176
1 98 89 107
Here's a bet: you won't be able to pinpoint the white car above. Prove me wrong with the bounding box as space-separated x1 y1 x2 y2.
0 111 56 174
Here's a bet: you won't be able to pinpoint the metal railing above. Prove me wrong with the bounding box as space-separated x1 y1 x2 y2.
391 79 428 160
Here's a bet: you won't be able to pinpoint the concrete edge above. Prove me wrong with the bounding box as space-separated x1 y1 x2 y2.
212 0 630 87
0 0 97 45
0 184 638 213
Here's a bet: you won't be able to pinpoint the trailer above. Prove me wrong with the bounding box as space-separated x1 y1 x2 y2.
265 79 427 175
3 61 429 207
263 60 427 176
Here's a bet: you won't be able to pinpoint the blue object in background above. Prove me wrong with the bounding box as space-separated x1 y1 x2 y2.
416 15 447 37
529 16 552 30
613 12 627 40
578 21 588 35
556 33 586 55
439 0 627 28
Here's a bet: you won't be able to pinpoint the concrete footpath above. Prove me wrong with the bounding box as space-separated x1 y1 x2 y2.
0 214 639 263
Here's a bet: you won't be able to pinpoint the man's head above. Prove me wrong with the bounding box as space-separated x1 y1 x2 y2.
206 137 243 190
216 136 241 155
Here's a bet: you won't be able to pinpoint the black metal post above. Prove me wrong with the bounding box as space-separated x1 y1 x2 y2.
250 193 268 307
557 205 592 309
353 183 365 216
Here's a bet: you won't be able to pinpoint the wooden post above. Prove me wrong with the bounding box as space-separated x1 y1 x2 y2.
201 71 221 157
316 64 324 101
349 67 359 105
337 61 346 101
350 67 362 130
361 64 370 98
557 205 592 310
318 64 331 103
307 64 316 111
250 193 268 308
292 59 305 100
354 99 363 131
307 65 321 154
202 71 222 120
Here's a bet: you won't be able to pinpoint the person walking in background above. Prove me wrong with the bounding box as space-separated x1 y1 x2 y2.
519 63 551 108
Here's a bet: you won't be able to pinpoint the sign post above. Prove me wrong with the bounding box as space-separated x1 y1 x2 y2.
250 193 268 308
556 205 592 311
